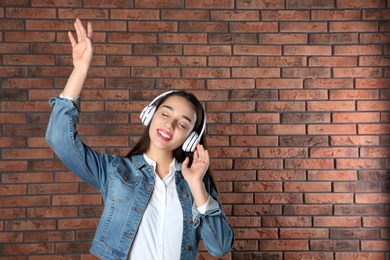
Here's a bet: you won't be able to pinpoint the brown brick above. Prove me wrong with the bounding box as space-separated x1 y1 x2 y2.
262 10 309 20
259 33 308 44
233 204 282 215
2 243 54 255
209 56 256 67
0 43 29 53
56 242 91 254
360 56 390 66
263 216 311 227
310 147 358 158
334 45 382 55
211 10 259 20
234 228 278 239
237 0 284 8
360 33 390 44
356 194 390 204
135 0 182 8
219 193 253 204
258 101 306 111
332 112 380 122
281 228 329 238
259 56 307 67
281 112 330 123
184 45 231 55
255 78 303 89
361 147 390 158
280 22 327 32
180 21 228 32
305 194 353 203
234 45 281 55
230 22 278 32
285 159 334 169
308 124 356 134
335 252 385 260
286 252 334 260
334 205 383 216
363 9 390 20
28 207 78 218
280 136 328 147
331 136 379 147
358 101 390 111
308 170 357 181
255 193 303 204
6 7 56 18
258 170 306 181
0 161 28 172
363 217 390 227
259 148 307 158
310 33 358 44
2 148 53 159
208 79 254 89
284 205 333 215
309 56 357 67
0 208 26 219
0 185 26 195
59 8 109 19
286 0 334 9
52 195 102 206
258 124 306 135
232 68 280 78
25 231 74 242
361 240 390 251
58 219 99 230
337 0 385 8
280 90 328 100
284 182 331 192
234 182 282 192
235 159 283 170
209 33 257 44
336 159 384 169
231 136 278 147
261 240 308 251
310 240 359 251
312 10 360 20
334 182 381 192
232 113 279 123
161 10 209 20
330 22 378 32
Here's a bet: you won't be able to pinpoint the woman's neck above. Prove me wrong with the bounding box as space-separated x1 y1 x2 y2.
145 149 174 179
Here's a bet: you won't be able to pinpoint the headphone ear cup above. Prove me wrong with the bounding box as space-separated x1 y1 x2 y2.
182 131 200 152
140 105 156 126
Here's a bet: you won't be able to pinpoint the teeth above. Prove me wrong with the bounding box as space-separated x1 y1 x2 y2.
159 130 171 139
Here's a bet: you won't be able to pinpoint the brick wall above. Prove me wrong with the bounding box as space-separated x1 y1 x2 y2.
0 0 389 259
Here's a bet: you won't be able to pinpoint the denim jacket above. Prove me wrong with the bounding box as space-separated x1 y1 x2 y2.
45 96 234 260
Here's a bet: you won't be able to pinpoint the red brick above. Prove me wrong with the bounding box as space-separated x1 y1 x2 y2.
358 124 390 134
52 195 102 206
308 170 357 181
219 193 253 204
0 185 26 195
309 56 357 67
208 79 254 89
0 208 26 219
284 46 332 56
286 0 334 9
259 33 308 44
58 8 109 19
58 219 99 230
337 159 384 169
107 33 156 44
231 136 278 147
184 45 231 55
261 10 309 20
285 159 334 169
260 240 308 251
280 22 327 32
162 10 209 20
2 243 54 255
363 217 390 227
361 240 390 251
232 113 279 123
358 101 390 111
361 148 390 158
330 22 378 32
356 193 390 204
259 148 307 158
334 67 382 78
255 193 302 204
209 33 257 44
0 114 26 124
28 207 78 218
280 90 328 100
209 56 256 67
258 124 306 135
6 7 56 18
312 10 360 20
230 22 278 32
305 194 353 203
284 205 332 215
234 182 281 192
234 228 278 239
258 101 306 111
211 10 259 20
0 161 28 172
308 124 356 134
336 252 386 260
281 228 329 238
309 33 358 44
258 170 306 181
263 216 311 227
311 240 359 251
304 78 353 89
234 45 281 55
0 43 29 53
237 0 284 8
180 22 228 32
308 101 355 111
334 205 383 216
337 0 385 8
235 159 283 170
334 182 381 192
25 231 74 242
2 149 53 159
284 182 331 192
186 0 234 9
363 9 390 20
286 252 334 260
133 67 180 78
0 232 23 243
360 56 390 66
232 68 280 78
0 20 24 30
259 56 307 67
334 45 382 55
332 112 380 122
360 33 390 44
280 135 328 147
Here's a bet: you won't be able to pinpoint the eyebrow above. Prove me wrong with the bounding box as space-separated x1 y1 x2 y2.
161 105 192 123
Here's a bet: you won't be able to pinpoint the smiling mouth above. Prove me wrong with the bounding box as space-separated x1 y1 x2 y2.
158 129 172 140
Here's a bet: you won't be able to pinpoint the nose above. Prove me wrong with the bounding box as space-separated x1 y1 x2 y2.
164 118 175 130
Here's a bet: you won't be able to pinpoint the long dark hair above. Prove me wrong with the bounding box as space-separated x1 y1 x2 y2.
125 90 218 192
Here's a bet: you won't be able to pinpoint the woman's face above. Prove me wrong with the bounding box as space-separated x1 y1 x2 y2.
148 95 197 154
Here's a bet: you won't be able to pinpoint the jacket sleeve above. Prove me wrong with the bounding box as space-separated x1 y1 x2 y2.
192 174 234 257
45 96 114 191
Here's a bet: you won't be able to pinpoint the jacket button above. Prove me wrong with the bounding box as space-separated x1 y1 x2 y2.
183 193 189 198
125 233 133 238
186 245 192 251
188 218 193 223
123 175 129 181
135 207 142 212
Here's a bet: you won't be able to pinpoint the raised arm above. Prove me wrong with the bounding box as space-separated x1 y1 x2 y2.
62 18 93 98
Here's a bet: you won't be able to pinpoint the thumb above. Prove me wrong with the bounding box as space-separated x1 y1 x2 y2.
182 157 190 170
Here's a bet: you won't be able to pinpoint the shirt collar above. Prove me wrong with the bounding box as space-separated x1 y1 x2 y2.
143 154 180 176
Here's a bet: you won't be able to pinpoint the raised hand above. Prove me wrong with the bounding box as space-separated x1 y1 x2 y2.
182 144 210 185
68 18 93 69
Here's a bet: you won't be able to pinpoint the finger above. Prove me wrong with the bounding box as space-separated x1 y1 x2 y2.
87 21 93 39
182 157 190 169
76 18 87 36
68 31 77 47
74 21 81 43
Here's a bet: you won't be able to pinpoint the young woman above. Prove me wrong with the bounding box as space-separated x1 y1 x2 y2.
45 18 234 260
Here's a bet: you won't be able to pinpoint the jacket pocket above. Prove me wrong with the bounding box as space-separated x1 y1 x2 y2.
108 164 141 203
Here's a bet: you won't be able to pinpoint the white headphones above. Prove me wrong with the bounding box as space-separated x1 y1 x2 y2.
140 91 206 152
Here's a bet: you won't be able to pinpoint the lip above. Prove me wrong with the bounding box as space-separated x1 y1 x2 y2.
157 128 172 141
